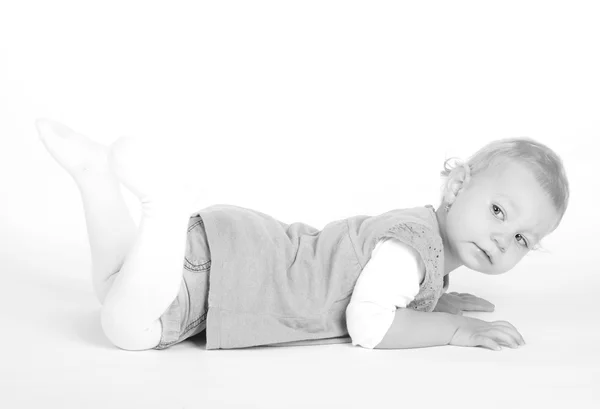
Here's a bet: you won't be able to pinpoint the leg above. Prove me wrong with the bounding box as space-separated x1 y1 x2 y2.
36 119 137 305
100 135 196 351
78 174 137 304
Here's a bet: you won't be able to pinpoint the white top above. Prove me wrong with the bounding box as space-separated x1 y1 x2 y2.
346 237 425 349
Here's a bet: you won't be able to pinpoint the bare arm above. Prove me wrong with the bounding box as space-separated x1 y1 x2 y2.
374 308 460 349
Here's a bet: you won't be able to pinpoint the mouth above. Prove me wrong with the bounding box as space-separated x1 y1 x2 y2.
476 244 493 264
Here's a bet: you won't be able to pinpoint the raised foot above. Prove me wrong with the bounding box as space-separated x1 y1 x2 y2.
36 118 111 180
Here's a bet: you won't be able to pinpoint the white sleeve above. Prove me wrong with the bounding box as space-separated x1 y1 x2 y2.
346 237 425 349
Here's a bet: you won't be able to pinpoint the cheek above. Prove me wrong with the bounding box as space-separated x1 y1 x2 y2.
465 205 490 233
498 252 525 272
450 209 484 237
512 251 527 265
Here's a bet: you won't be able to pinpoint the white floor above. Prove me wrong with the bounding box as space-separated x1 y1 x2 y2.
2 2 599 407
3 233 599 409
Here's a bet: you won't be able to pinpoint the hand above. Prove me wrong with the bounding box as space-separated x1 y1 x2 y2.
433 292 495 315
449 315 526 351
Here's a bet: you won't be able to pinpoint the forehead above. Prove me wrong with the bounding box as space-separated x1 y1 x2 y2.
488 162 540 191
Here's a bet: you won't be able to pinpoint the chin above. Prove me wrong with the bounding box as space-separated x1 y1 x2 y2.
460 247 496 274
471 263 505 275
464 260 493 274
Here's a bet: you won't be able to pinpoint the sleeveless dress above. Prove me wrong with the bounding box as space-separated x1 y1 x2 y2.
184 203 449 350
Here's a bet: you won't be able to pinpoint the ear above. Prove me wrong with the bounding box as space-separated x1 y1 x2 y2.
444 165 471 204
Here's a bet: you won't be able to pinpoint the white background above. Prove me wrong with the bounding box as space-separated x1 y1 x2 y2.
1 1 598 408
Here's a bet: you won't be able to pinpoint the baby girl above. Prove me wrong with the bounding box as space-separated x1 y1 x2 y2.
37 119 569 352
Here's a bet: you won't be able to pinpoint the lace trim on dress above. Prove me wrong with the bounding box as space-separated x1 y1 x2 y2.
376 222 445 312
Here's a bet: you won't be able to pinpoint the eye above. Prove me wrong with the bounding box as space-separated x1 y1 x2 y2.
515 234 529 248
491 204 504 219
491 204 529 248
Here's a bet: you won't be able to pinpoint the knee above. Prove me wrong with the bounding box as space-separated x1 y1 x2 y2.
100 306 162 351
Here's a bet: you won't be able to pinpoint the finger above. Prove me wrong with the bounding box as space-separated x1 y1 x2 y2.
493 321 525 345
474 336 502 351
459 301 494 311
456 299 494 312
470 296 495 306
458 293 491 302
462 297 495 311
458 293 486 301
487 328 521 348
469 303 495 312
492 321 523 338
460 294 495 307
476 299 496 309
442 305 462 315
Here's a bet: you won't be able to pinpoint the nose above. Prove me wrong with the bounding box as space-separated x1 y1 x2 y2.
493 235 508 253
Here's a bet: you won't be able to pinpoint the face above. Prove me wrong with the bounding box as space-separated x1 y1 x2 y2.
443 161 559 275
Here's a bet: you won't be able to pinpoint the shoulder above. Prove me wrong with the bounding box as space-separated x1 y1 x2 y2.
350 237 425 307
376 238 426 285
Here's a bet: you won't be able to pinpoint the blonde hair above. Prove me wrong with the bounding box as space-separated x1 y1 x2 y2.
440 137 570 252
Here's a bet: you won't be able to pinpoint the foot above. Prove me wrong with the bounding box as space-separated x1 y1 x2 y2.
108 136 196 213
36 118 111 181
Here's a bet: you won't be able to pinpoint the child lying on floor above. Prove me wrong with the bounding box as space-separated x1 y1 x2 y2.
37 119 569 351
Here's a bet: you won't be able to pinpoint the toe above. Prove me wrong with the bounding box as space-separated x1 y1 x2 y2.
36 118 74 140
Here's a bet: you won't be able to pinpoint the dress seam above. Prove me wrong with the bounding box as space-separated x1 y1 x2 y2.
346 219 364 269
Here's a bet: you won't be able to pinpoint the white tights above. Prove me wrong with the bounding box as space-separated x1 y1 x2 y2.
37 119 198 350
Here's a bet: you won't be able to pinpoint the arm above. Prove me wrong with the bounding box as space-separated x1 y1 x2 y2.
374 307 460 349
434 292 496 315
346 237 426 349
